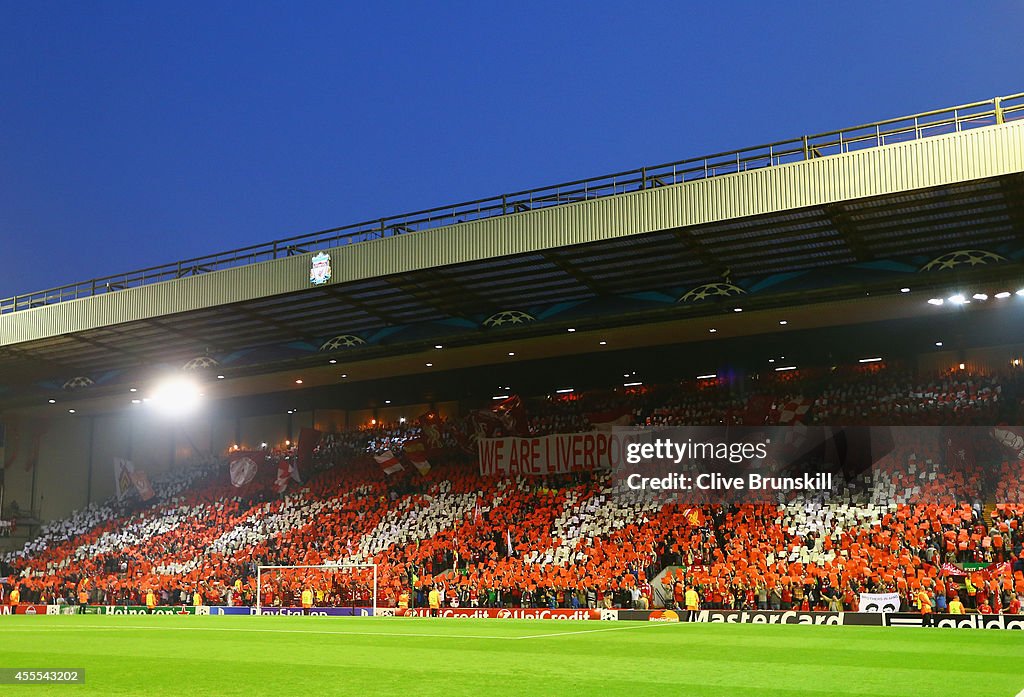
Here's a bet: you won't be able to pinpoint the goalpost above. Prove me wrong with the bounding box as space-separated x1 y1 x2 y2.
256 563 378 615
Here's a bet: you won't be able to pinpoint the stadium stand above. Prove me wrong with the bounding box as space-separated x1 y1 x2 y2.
6 366 1024 610
4 366 1024 615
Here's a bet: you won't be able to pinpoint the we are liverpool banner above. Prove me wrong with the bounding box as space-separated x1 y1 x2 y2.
478 432 642 476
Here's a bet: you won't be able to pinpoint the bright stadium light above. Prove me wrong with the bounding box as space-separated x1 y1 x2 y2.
995 292 1011 299
927 298 944 306
972 293 988 301
555 388 574 394
948 294 966 305
1017 289 1024 297
148 376 203 417
900 287 911 293
696 374 717 380
774 365 797 372
859 357 883 363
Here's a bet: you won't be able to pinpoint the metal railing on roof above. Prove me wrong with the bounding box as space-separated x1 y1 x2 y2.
2 92 1022 316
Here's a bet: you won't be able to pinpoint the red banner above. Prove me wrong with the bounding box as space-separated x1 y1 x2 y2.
478 431 643 476
228 452 259 488
296 428 322 479
587 408 633 431
491 396 529 436
130 471 155 502
404 439 431 475
399 607 601 620
941 561 1012 577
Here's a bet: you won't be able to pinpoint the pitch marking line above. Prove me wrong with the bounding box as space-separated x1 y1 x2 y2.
0 625 521 641
515 622 685 640
0 621 687 641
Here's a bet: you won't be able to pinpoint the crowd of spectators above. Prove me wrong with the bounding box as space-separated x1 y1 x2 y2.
3 366 1024 615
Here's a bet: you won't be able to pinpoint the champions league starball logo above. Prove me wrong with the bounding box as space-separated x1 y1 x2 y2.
309 252 332 285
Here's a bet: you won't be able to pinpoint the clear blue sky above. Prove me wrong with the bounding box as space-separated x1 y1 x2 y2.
2 1 1022 299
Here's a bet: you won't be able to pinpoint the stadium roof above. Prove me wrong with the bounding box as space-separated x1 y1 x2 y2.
2 93 1024 413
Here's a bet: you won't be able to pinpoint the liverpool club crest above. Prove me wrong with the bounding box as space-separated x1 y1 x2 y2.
309 252 332 285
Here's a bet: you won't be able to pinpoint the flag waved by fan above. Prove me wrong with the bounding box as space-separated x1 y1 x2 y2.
773 397 812 424
586 407 633 431
374 450 404 475
228 452 259 488
404 438 431 475
273 458 291 494
130 470 156 502
491 395 529 436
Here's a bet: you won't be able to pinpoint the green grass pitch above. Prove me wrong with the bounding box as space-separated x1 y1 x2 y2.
2 615 1024 696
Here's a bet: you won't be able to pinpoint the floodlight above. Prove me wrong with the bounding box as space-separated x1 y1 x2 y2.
148 376 203 417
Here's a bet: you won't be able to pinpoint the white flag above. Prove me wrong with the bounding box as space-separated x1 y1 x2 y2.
114 458 135 499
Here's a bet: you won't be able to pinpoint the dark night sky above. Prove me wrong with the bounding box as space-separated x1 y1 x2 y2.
2 1 1022 299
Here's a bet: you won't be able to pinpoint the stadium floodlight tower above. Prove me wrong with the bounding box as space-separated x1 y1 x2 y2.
256 563 379 615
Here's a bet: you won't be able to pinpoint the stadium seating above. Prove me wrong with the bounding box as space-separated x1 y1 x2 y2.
4 367 1024 614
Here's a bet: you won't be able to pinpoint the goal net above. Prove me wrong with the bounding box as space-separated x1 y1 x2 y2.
256 564 378 615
